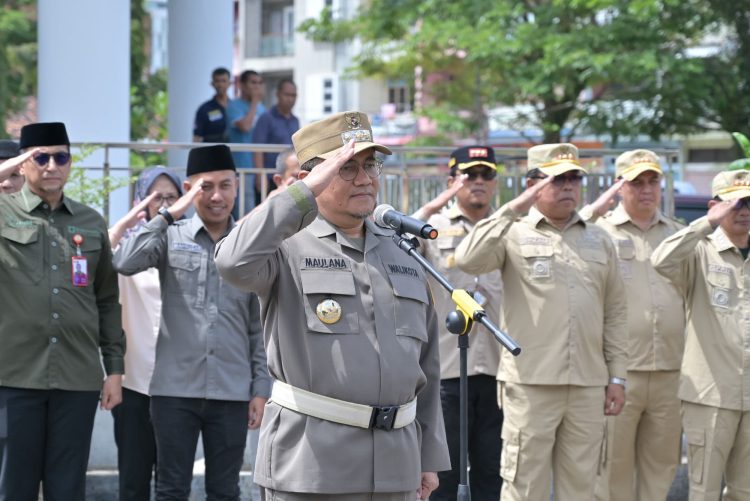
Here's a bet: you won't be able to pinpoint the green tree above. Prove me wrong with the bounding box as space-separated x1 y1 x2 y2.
0 0 36 138
692 1 750 143
300 0 713 143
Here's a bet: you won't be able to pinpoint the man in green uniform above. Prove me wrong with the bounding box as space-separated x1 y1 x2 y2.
0 122 125 501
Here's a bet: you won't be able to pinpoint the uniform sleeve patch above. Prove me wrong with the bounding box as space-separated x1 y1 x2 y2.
287 184 313 214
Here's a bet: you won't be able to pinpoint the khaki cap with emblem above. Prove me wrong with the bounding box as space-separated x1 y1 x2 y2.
616 149 662 181
292 111 392 165
712 170 750 201
527 143 587 176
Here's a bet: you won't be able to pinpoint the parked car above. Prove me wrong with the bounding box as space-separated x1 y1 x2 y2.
673 195 711 224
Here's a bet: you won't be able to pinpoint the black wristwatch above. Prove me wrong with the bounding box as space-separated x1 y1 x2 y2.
158 207 175 225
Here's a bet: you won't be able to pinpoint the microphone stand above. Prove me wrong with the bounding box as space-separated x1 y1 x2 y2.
390 231 521 501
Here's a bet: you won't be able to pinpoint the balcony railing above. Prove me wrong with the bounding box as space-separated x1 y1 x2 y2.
259 33 294 57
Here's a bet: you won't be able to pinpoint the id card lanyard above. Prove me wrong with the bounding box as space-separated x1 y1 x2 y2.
71 233 88 287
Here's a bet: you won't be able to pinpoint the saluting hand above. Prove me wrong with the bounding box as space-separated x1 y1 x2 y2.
300 139 357 197
508 174 555 214
589 178 626 218
108 191 160 247
165 177 205 221
707 198 739 229
0 148 40 178
417 173 468 220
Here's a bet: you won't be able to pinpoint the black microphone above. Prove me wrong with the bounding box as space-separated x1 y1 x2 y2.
373 204 439 239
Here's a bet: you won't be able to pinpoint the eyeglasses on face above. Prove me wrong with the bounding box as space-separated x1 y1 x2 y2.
732 197 750 210
151 194 180 205
33 152 71 167
339 158 383 181
462 168 497 181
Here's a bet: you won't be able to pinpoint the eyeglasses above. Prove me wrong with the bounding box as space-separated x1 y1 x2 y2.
530 173 584 186
732 198 750 210
339 158 383 181
151 194 179 205
33 152 71 167
463 168 497 181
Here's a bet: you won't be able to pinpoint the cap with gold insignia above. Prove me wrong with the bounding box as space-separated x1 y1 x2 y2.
616 149 662 181
712 170 750 201
448 145 497 172
527 143 587 177
292 111 392 166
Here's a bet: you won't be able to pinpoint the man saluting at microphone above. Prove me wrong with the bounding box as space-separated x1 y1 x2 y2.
215 111 450 501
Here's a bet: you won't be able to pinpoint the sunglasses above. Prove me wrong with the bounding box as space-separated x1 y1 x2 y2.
732 198 750 210
463 168 497 181
530 173 584 186
33 152 71 167
339 158 383 181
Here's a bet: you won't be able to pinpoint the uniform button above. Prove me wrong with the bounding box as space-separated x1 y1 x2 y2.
51 264 58 271
52 288 59 294
49 218 54 223
51 337 58 343
51 241 57 247
43 203 49 209
209 349 215 355
52 313 59 319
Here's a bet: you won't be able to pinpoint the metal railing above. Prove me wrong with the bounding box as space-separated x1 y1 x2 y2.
68 141 680 222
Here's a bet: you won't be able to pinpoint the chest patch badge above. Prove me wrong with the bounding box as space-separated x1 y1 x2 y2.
316 299 342 324
531 258 551 278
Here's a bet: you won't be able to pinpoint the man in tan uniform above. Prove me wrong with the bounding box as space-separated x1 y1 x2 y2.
417 145 504 501
651 169 750 501
455 143 628 501
215 111 450 500
583 150 685 501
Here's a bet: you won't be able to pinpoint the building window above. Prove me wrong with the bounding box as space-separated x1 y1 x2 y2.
388 80 412 113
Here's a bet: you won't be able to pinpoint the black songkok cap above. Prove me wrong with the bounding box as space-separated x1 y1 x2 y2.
186 144 236 177
0 140 20 160
19 122 70 149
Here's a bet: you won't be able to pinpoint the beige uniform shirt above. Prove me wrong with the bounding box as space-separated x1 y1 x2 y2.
651 216 750 410
455 204 628 386
586 204 685 371
421 204 503 379
214 181 450 493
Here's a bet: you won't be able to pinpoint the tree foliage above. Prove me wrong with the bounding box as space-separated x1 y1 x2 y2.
692 2 750 142
0 0 36 138
300 0 714 143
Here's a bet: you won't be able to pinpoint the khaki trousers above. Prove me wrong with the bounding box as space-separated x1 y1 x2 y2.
499 382 605 501
264 490 413 500
595 370 681 501
682 401 750 501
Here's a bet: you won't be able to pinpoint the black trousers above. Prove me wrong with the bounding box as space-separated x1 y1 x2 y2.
430 374 503 501
113 388 157 501
150 396 248 501
0 387 99 501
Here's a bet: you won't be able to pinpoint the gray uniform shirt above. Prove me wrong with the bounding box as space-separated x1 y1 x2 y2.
214 182 450 493
113 213 270 401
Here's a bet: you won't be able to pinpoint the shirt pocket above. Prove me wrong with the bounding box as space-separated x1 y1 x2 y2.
0 225 43 284
615 240 635 280
519 244 554 282
300 269 359 334
77 236 102 282
167 250 202 295
706 270 733 312
391 275 429 356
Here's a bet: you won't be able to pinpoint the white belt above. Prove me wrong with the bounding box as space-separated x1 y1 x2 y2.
270 380 417 431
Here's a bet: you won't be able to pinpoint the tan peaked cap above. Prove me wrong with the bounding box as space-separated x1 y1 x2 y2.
712 170 750 200
292 111 392 165
527 143 587 176
616 149 662 181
